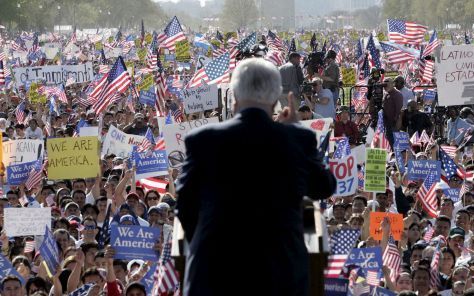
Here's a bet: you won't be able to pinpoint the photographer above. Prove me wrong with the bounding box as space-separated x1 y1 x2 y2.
382 77 403 148
303 77 335 119
278 52 304 109
316 50 340 107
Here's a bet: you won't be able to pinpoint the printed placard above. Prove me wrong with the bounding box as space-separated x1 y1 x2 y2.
110 225 160 261
364 149 387 193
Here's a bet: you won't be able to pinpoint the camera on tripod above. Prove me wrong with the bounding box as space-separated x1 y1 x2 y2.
301 81 315 97
304 51 325 76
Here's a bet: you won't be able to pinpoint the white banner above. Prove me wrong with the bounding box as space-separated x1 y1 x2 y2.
4 208 51 237
163 117 219 168
13 62 94 87
181 84 219 114
300 118 335 152
329 155 358 196
101 125 144 158
2 139 44 167
437 45 474 106
43 42 62 59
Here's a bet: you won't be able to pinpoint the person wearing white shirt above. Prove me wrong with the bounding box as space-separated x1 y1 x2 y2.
25 118 43 140
395 76 415 108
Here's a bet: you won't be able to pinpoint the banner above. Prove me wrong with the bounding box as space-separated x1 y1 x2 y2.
2 139 44 167
101 125 145 158
329 155 357 196
407 160 441 181
369 212 404 240
0 254 25 285
6 160 36 185
342 68 356 86
437 45 474 106
163 117 219 168
181 84 219 114
138 74 154 91
47 137 100 179
175 40 191 62
443 188 461 202
139 87 156 106
13 62 94 87
393 132 410 150
423 89 437 103
134 150 169 179
300 118 335 152
39 226 60 274
4 207 51 237
364 149 387 192
345 247 383 272
324 278 349 296
110 225 160 261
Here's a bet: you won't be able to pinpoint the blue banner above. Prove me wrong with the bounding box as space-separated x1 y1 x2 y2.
39 226 60 275
324 278 349 296
0 254 25 285
164 54 176 62
6 161 36 185
134 150 168 179
141 263 158 295
344 247 383 272
444 188 461 202
407 160 441 181
393 132 410 151
394 150 406 174
110 225 160 261
139 87 156 107
423 89 436 103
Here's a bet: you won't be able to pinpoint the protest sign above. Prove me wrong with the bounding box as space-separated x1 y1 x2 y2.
352 145 366 165
423 89 437 103
110 225 160 261
329 155 357 196
138 74 154 91
163 117 219 168
27 82 48 104
125 61 135 77
0 254 25 285
164 54 176 62
342 68 356 86
47 137 100 179
4 207 51 237
2 139 44 167
196 55 211 70
145 33 153 44
393 132 410 150
443 188 461 202
43 43 61 59
324 278 349 296
80 126 99 137
175 40 191 62
369 212 404 240
13 62 94 87
140 263 158 295
6 160 36 185
39 226 60 275
134 150 169 179
300 118 335 152
137 48 147 62
364 149 387 193
139 87 157 106
345 247 383 272
105 47 122 58
407 160 441 181
437 45 474 106
394 150 406 174
95 41 103 50
181 84 219 114
373 287 397 296
101 125 145 158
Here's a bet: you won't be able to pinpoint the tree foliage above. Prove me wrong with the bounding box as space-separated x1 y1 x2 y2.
220 0 259 31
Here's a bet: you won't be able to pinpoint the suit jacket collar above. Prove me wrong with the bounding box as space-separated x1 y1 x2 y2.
235 107 272 123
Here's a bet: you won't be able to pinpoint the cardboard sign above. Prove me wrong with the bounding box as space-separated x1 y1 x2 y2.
27 82 48 103
4 207 51 237
101 125 145 158
0 254 25 285
13 62 94 87
324 278 349 296
134 150 169 179
393 132 410 150
39 226 60 274
364 149 387 193
437 45 474 106
175 40 191 62
111 225 160 261
6 160 36 185
300 118 335 152
345 247 383 272
163 117 219 168
443 188 461 202
181 84 219 114
95 42 103 50
47 137 100 179
2 139 44 167
369 212 404 240
342 68 356 86
329 155 357 196
407 160 441 181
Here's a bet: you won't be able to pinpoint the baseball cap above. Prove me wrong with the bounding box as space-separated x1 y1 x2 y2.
65 202 80 211
449 226 466 238
126 193 139 201
119 214 135 225
134 113 144 120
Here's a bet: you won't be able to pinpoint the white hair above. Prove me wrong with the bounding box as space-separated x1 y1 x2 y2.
230 58 282 105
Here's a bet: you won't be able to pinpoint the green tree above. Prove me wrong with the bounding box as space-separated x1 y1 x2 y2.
220 0 259 31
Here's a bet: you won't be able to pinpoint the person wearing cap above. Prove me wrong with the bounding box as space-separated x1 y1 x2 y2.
448 227 466 258
64 202 81 218
278 52 304 109
123 113 147 136
125 194 149 226
303 77 335 119
382 77 403 148
334 106 359 145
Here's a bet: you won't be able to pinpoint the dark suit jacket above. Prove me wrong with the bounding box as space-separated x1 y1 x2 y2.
177 108 336 296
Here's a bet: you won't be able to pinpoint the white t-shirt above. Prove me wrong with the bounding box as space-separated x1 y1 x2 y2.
25 127 43 139
400 87 415 108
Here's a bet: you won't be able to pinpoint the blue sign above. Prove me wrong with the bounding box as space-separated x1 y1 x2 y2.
394 150 406 174
423 89 436 103
110 225 160 261
344 247 383 272
393 132 410 151
164 54 176 62
0 254 25 285
139 87 156 107
444 188 461 202
141 263 158 295
39 226 60 274
407 160 441 181
324 278 349 296
6 161 36 185
373 286 397 296
134 150 168 179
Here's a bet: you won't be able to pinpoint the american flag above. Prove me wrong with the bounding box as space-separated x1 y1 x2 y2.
15 101 26 124
92 56 131 114
383 235 401 283
379 42 415 64
330 44 343 65
358 54 370 81
333 137 351 159
419 129 431 144
423 225 435 242
155 136 166 150
70 27 77 44
69 283 95 296
136 177 168 194
267 30 285 52
138 127 156 152
423 30 441 58
265 50 285 67
419 58 434 82
460 181 472 199
324 229 360 278
310 33 317 51
227 36 239 48
48 85 68 103
147 48 158 71
366 34 381 69
97 204 111 249
24 240 35 253
466 32 471 44
212 44 226 58
410 131 421 146
187 52 230 88
321 40 327 55
230 32 257 58
288 37 296 53
370 110 391 150
152 234 180 295
417 171 439 218
161 16 186 51
430 244 441 289
387 19 428 45
169 102 183 123
25 157 44 191
439 148 473 180
156 71 168 110
216 30 224 42
366 270 380 286
0 60 5 87
358 166 365 190
356 39 365 72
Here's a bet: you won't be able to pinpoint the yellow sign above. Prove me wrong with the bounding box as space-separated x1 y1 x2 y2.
135 38 142 48
47 137 100 180
28 83 47 104
377 32 386 42
342 68 356 86
145 33 153 45
278 32 289 41
137 48 147 62
95 42 103 50
364 148 387 193
175 40 190 62
139 74 154 91
125 61 135 77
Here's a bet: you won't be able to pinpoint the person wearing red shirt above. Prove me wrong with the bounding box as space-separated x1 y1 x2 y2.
334 106 360 145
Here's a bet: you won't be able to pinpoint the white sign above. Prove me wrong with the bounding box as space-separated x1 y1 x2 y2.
352 144 366 165
329 155 358 196
13 62 94 87
105 47 122 59
80 126 99 137
2 139 44 167
181 84 219 114
101 125 144 158
300 118 335 152
4 208 52 237
437 45 474 106
163 117 219 168
196 56 211 70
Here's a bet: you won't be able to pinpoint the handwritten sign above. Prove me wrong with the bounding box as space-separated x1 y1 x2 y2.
342 68 356 86
369 212 404 240
196 55 211 70
181 84 218 114
47 137 100 179
4 207 51 237
111 225 160 261
407 160 441 181
2 139 44 167
27 83 48 104
175 40 191 62
329 155 357 196
13 62 94 87
6 160 36 185
101 125 145 158
300 118 335 152
134 150 169 179
437 45 474 106
364 149 387 193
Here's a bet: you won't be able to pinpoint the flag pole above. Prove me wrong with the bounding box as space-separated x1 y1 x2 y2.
372 192 376 212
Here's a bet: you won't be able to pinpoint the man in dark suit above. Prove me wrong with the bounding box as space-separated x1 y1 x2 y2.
177 58 336 296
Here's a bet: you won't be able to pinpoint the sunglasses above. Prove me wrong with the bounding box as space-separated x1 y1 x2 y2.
83 225 96 230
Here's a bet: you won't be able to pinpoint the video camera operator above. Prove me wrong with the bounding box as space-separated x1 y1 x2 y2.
382 77 403 148
278 52 304 109
316 50 340 107
302 77 335 119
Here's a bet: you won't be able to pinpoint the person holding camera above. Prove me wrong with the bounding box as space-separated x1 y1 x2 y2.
303 77 335 119
382 77 403 148
316 50 340 107
278 52 304 109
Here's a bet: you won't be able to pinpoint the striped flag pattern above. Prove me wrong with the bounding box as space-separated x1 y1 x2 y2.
161 16 186 51
187 52 230 88
430 245 441 289
417 171 438 218
137 128 156 152
423 30 441 57
387 19 428 45
0 60 5 87
136 177 168 194
324 229 360 278
423 226 435 242
379 42 416 64
370 110 391 150
383 236 401 283
25 158 44 190
152 234 179 295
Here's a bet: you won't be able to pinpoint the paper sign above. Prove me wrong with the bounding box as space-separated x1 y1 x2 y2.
393 132 410 150
80 126 99 137
2 139 44 167
329 155 357 196
139 74 154 91
95 42 103 50
324 278 349 296
138 48 147 62
6 160 36 185
101 125 145 158
110 225 160 261
39 226 60 274
437 45 474 106
181 84 219 114
300 118 335 152
443 188 461 202
369 212 404 240
345 247 383 272
134 150 169 179
175 40 191 62
28 83 48 103
342 68 356 86
4 207 51 237
145 33 153 44
407 160 441 181
196 55 211 70
364 148 387 192
13 62 94 87
47 137 100 179
0 254 25 285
